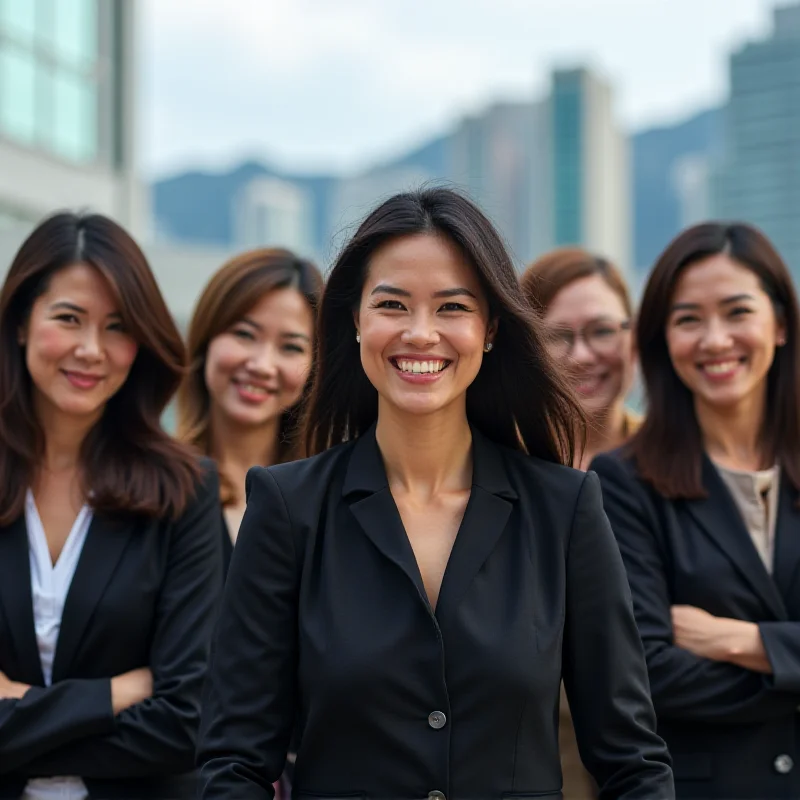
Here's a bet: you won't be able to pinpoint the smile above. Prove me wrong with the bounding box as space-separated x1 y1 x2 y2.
698 358 745 379
389 358 451 374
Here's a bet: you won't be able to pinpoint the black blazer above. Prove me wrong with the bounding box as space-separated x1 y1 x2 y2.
197 425 673 800
592 451 800 799
0 461 224 799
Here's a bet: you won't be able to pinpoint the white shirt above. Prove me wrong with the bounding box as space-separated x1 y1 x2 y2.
23 490 93 800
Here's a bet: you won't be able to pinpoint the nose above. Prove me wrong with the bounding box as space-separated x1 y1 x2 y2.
700 317 734 351
247 343 279 377
570 336 596 365
75 327 103 362
401 311 439 348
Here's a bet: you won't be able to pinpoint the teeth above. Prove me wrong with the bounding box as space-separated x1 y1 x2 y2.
703 361 739 375
396 359 446 374
239 383 269 394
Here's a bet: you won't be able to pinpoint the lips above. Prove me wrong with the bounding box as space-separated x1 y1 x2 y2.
698 357 745 380
62 370 103 389
232 378 278 403
573 373 606 396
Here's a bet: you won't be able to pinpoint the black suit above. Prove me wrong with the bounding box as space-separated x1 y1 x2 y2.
197 425 673 799
592 451 800 799
0 461 224 799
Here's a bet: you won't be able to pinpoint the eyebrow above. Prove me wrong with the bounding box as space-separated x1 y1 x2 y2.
240 317 310 342
50 301 121 318
670 293 756 312
370 284 477 299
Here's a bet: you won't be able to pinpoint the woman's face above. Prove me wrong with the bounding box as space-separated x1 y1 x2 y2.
21 262 138 429
204 286 314 430
543 274 635 416
665 253 783 417
355 233 496 420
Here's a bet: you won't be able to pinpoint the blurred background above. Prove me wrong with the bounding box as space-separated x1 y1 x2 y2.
0 0 797 332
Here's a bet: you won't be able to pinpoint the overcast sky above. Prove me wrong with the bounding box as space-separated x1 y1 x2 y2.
139 0 779 179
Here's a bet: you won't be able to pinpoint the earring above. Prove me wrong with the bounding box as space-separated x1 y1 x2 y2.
356 332 361 343
484 342 493 352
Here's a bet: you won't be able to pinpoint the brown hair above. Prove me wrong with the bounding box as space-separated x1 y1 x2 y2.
628 221 800 498
520 246 633 317
303 187 582 463
177 248 322 505
0 211 201 525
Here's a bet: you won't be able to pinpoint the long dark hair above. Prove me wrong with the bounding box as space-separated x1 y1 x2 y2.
177 248 322 505
628 221 800 498
303 187 582 463
0 211 201 524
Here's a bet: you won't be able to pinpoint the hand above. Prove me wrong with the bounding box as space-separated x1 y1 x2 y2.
110 667 153 714
0 670 30 700
671 605 771 672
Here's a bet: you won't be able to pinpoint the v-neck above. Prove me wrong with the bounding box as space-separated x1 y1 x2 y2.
26 489 92 573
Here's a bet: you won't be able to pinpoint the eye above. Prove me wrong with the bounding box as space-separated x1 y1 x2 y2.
730 306 753 318
108 320 128 333
374 300 406 310
673 314 699 326
439 302 469 312
232 327 256 341
282 343 306 354
592 326 616 338
54 313 79 324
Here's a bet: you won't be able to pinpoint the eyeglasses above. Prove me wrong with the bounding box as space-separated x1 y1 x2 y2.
544 319 632 358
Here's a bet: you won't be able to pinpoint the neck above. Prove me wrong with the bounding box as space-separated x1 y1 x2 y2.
37 404 97 476
375 401 473 498
576 399 627 470
210 409 280 475
696 390 767 470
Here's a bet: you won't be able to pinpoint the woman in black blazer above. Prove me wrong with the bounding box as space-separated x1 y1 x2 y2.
592 222 800 799
0 213 223 799
176 248 322 574
197 188 674 800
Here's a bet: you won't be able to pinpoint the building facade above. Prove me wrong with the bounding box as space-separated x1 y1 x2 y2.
713 2 800 275
0 0 142 238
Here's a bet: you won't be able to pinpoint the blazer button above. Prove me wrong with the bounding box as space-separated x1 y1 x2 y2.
428 793 446 800
774 754 794 774
428 711 447 729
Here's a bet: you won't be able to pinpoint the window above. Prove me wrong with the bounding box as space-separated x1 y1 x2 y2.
0 0 100 163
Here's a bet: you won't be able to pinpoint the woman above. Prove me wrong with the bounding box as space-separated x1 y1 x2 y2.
522 247 640 470
177 248 322 564
592 223 800 799
197 188 673 799
521 247 640 799
0 213 223 799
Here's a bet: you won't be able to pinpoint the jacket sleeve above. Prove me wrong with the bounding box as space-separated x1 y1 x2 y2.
197 466 298 800
16 464 224 778
591 453 798 725
0 680 115 770
563 471 674 800
759 622 800 692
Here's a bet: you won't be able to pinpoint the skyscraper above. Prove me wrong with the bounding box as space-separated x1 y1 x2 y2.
550 68 630 273
713 2 800 274
0 0 142 240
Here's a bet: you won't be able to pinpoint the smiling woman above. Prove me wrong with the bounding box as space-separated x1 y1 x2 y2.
0 212 223 800
197 188 674 800
592 222 800 799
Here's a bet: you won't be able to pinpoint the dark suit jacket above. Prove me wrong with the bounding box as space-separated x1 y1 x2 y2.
592 451 800 799
197 425 674 800
0 461 224 799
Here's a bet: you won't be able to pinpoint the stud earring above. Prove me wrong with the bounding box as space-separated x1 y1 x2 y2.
356 332 361 343
484 342 493 352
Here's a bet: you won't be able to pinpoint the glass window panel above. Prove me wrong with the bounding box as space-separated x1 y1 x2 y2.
0 0 37 44
40 0 97 66
0 45 37 144
48 68 97 162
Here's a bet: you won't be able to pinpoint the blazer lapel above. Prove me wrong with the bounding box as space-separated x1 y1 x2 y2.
436 428 516 624
0 516 45 685
344 428 429 606
772 477 800 604
684 457 787 620
52 513 134 681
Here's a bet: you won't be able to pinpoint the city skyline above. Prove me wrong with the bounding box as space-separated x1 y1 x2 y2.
141 0 778 179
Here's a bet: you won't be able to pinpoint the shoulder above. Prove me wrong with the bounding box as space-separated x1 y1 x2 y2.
590 446 639 483
246 440 355 503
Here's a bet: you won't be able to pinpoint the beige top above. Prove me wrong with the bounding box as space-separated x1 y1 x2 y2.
715 462 780 574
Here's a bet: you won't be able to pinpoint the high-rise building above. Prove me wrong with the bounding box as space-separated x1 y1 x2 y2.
713 2 800 274
0 0 142 242
233 176 315 258
550 68 630 273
